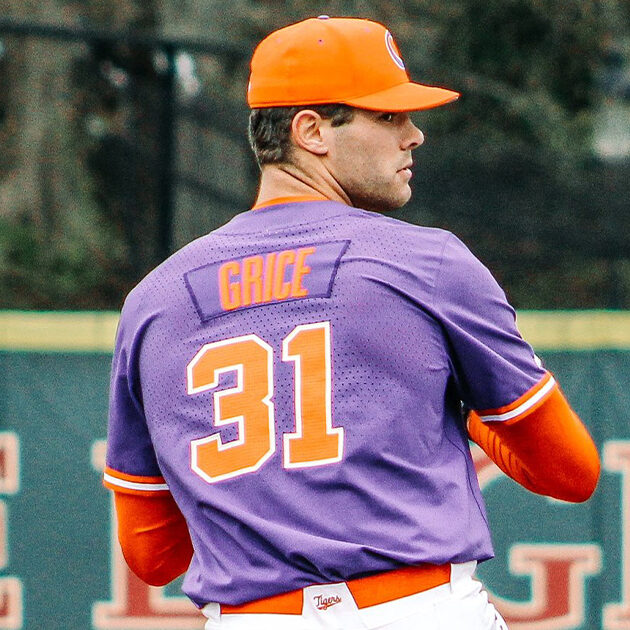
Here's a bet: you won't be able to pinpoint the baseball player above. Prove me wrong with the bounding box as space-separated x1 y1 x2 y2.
103 16 600 630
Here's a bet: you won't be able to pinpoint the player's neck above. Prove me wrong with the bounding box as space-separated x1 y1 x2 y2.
254 162 351 208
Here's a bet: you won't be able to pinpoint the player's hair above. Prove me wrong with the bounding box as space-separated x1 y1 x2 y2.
248 104 355 167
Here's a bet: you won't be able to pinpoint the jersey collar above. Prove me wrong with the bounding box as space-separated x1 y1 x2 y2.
251 195 330 211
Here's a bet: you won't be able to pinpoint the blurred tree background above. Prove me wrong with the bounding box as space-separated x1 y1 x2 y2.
0 0 628 310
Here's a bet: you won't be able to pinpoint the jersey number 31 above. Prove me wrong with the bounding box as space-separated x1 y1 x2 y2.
186 321 344 483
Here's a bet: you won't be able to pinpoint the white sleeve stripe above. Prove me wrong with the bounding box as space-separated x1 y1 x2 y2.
104 472 169 492
479 376 557 422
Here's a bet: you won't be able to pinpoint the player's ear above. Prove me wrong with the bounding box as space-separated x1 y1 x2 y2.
291 110 329 156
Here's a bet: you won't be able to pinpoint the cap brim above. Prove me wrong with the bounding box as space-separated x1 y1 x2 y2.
342 81 459 112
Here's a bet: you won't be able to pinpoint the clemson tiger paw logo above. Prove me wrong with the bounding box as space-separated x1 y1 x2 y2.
385 31 406 70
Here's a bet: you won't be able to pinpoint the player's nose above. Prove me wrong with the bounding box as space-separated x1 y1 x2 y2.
403 118 424 151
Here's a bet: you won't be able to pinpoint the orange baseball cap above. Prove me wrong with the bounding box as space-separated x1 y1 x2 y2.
248 16 459 112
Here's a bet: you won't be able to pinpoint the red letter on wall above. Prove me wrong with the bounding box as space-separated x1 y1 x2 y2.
472 445 601 630
0 432 23 629
603 441 630 630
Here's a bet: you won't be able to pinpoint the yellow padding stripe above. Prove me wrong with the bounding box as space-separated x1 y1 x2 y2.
0 311 119 353
516 310 630 350
0 310 629 352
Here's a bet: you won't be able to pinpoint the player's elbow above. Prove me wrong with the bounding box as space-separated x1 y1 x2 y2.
551 447 601 503
571 455 601 503
135 565 183 587
117 520 193 586
120 543 189 586
551 476 598 503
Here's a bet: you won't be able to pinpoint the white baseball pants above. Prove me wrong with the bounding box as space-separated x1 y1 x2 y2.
202 561 508 630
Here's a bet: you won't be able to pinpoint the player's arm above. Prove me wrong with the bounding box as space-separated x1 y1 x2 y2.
467 376 600 502
112 489 193 586
103 289 192 586
430 235 600 502
105 295 193 586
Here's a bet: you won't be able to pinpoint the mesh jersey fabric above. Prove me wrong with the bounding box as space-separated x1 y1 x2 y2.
105 200 546 607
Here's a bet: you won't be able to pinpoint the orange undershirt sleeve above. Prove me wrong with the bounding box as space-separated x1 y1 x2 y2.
467 385 600 502
114 491 194 586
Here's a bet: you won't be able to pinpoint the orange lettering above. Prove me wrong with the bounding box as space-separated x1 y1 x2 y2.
283 322 343 467
241 256 264 306
188 336 275 483
263 252 277 302
273 250 295 300
291 247 315 298
187 324 344 482
219 248 315 311
218 261 241 310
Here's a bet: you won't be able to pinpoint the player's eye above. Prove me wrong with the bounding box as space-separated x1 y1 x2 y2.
379 112 396 123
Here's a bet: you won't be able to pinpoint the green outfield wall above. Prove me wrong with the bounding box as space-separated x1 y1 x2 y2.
0 310 629 630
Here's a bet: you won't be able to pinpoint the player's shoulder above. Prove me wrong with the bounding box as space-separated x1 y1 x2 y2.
354 210 498 292
353 209 474 268
348 207 454 245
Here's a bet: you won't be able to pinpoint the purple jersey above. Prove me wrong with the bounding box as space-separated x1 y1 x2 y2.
105 200 546 607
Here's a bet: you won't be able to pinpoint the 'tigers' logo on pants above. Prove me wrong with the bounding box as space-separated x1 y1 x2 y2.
314 594 342 610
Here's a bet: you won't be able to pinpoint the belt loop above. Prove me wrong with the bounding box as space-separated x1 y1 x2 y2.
202 602 220 623
449 561 477 592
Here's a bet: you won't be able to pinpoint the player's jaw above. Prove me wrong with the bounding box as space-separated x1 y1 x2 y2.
343 164 414 212
356 152 417 211
335 112 422 211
